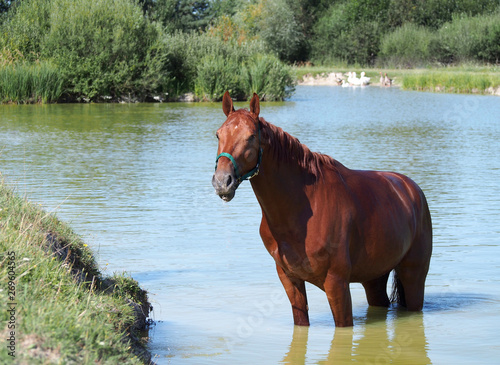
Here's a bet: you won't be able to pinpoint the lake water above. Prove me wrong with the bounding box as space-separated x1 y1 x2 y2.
1 86 499 364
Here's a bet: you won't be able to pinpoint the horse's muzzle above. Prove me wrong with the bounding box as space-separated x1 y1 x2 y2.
212 170 238 202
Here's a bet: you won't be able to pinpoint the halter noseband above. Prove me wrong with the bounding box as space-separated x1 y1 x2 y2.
215 123 263 184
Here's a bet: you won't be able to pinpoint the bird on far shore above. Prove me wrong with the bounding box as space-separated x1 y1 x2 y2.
384 73 393 87
360 72 370 85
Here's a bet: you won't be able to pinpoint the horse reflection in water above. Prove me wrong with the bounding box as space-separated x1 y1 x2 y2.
212 92 432 327
282 308 431 364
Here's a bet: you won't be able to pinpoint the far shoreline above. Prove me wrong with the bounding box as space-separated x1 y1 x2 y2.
294 66 500 97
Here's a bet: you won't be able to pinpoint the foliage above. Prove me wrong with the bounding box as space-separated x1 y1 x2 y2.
242 53 295 100
435 11 500 64
232 0 307 62
311 0 499 66
378 23 438 68
0 0 18 15
194 51 295 101
401 70 500 94
0 0 51 60
311 2 382 65
142 30 294 101
42 0 155 100
378 10 500 67
257 0 307 62
195 54 243 101
0 0 498 102
150 0 213 33
0 61 64 103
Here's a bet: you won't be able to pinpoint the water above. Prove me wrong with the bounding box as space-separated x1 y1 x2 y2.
1 86 499 364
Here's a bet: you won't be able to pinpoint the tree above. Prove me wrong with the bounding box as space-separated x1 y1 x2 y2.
152 0 213 32
0 1 17 14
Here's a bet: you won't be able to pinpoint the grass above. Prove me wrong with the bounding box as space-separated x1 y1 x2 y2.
0 62 65 104
401 69 500 94
0 175 151 364
293 64 500 95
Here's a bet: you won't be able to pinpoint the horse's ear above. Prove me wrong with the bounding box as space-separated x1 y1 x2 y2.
249 93 260 118
222 91 234 117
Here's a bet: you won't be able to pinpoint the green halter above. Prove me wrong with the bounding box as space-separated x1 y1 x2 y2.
215 124 263 184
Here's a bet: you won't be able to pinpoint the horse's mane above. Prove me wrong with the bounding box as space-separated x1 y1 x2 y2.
259 118 340 179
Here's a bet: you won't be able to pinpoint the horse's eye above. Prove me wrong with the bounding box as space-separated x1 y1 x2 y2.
215 132 219 140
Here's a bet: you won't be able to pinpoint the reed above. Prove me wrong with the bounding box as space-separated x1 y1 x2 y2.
194 52 294 102
194 54 244 101
0 62 65 103
241 54 295 101
402 71 500 94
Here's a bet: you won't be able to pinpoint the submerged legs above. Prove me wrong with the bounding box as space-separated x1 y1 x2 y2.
276 265 310 326
324 272 353 327
362 272 391 307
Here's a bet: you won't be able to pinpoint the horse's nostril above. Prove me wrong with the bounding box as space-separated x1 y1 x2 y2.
226 174 232 187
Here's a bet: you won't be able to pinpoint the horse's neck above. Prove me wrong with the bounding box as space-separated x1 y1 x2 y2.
250 152 309 228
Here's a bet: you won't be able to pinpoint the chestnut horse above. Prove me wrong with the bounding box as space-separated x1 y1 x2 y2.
212 92 432 327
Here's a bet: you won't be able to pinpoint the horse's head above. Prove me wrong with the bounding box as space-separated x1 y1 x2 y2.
212 91 262 202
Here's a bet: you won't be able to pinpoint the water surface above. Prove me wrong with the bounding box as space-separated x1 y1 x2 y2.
1 86 499 364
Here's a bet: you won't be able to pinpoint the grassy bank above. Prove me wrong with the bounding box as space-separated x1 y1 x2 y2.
0 176 152 364
294 64 500 95
401 69 500 95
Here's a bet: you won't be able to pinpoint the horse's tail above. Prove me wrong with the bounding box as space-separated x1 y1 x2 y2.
390 271 406 306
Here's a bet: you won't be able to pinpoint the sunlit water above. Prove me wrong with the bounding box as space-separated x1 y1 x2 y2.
1 86 499 364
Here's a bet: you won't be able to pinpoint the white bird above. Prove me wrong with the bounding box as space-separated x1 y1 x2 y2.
347 72 353 84
341 79 350 87
349 72 362 86
360 72 370 86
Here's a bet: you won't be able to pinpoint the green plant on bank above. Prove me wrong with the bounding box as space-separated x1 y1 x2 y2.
0 61 65 103
435 10 500 64
194 52 295 101
0 0 295 103
0 176 150 364
0 0 498 103
401 70 500 94
377 9 500 68
241 54 295 100
378 23 438 68
195 54 243 101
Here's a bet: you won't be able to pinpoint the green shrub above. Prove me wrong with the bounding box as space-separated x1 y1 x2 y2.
378 23 438 67
153 32 294 101
0 0 295 102
311 3 382 65
41 0 155 100
436 11 500 64
0 0 51 61
255 0 306 63
194 52 294 102
195 54 243 101
241 54 295 101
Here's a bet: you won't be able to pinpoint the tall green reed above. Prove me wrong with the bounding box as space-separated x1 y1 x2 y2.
0 62 65 103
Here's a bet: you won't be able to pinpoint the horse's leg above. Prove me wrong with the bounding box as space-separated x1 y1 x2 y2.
324 272 353 327
362 272 390 307
276 265 310 326
395 233 432 311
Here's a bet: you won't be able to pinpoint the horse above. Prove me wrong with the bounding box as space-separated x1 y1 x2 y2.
212 91 432 327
